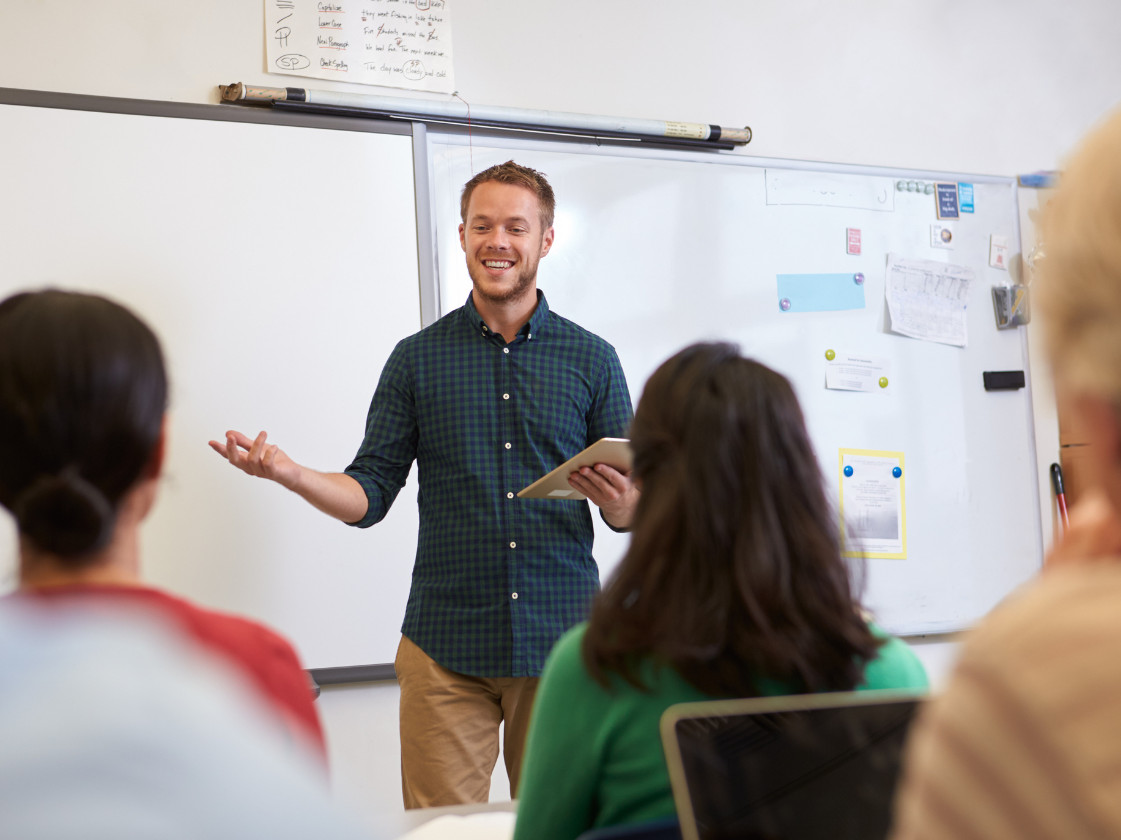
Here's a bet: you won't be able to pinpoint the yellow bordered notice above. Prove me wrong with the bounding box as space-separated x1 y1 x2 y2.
517 438 632 500
839 448 907 559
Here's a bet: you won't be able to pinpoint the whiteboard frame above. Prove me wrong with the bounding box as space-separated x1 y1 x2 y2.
0 88 433 684
419 126 1044 638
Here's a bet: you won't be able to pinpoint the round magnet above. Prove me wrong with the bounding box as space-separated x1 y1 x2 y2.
878 376 889 388
843 465 854 477
924 183 934 195
892 466 902 478
896 180 906 191
779 298 792 311
854 272 865 285
825 349 836 361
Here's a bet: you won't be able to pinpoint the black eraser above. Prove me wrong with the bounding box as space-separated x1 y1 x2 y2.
983 370 1025 391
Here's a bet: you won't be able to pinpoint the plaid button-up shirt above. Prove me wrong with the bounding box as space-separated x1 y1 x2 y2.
345 292 633 677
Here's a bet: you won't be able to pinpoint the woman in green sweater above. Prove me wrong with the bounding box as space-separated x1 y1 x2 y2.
513 343 928 840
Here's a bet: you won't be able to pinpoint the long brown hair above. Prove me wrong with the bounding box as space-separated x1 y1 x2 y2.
582 343 881 696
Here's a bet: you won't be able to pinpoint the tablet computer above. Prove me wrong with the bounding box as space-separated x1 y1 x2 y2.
517 437 632 500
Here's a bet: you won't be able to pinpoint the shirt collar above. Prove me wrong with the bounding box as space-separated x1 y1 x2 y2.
464 290 550 341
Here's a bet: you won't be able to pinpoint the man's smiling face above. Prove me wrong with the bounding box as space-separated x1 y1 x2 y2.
459 181 554 307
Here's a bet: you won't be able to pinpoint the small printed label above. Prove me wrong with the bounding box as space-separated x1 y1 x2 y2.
958 183 975 213
826 352 891 393
847 227 862 255
663 121 710 140
989 234 1009 270
930 224 954 249
936 183 960 219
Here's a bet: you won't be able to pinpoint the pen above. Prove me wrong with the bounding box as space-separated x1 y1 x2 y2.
1050 462 1070 533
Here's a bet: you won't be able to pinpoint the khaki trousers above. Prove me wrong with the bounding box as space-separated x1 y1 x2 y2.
394 635 540 809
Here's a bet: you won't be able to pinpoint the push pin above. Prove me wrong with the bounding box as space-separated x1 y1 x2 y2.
779 298 792 311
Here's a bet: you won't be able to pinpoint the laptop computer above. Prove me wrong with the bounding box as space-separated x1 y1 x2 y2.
660 689 925 840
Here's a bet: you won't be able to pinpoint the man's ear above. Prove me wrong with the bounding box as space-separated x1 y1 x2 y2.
459 222 467 252
540 226 555 258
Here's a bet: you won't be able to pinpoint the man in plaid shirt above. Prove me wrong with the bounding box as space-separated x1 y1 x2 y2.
212 161 638 807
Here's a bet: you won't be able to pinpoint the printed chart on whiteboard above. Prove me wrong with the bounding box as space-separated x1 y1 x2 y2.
264 0 455 93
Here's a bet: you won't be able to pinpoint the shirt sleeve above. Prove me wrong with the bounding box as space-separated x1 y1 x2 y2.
343 339 418 528
513 626 604 840
585 342 634 446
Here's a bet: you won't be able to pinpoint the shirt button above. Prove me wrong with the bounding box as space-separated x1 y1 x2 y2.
511 592 519 600
506 492 514 499
502 393 510 400
503 347 510 355
509 541 517 549
504 442 512 450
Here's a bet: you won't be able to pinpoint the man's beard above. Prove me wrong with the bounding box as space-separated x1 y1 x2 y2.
469 264 536 305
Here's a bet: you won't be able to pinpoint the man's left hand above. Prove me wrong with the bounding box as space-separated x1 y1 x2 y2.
568 463 639 530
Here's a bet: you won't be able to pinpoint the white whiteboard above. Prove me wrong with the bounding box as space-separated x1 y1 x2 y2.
0 95 422 669
427 133 1043 636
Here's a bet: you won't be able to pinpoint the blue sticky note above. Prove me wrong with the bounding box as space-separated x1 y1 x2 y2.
936 183 959 219
958 183 974 213
776 273 866 312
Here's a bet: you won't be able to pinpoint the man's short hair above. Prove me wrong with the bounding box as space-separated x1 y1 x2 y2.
460 160 556 229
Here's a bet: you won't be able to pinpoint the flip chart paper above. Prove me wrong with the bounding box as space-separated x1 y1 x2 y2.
264 0 455 93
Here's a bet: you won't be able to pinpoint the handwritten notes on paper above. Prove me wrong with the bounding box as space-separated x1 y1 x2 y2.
265 0 455 93
885 254 974 347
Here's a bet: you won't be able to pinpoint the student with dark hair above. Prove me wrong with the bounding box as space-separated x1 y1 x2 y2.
513 343 928 840
0 289 326 763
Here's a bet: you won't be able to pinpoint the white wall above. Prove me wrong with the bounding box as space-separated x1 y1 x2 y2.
3 0 1118 832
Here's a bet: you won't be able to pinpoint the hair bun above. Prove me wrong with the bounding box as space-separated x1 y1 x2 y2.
13 469 115 557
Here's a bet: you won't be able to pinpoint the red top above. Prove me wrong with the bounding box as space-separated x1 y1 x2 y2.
18 584 326 761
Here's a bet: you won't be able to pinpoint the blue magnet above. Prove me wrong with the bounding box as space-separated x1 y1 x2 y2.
779 298 792 311
843 465 853 477
892 466 902 478
854 272 865 285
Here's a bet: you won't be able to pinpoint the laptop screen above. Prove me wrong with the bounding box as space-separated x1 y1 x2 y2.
660 691 924 840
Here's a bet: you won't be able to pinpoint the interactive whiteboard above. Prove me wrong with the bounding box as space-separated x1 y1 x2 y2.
426 132 1042 636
